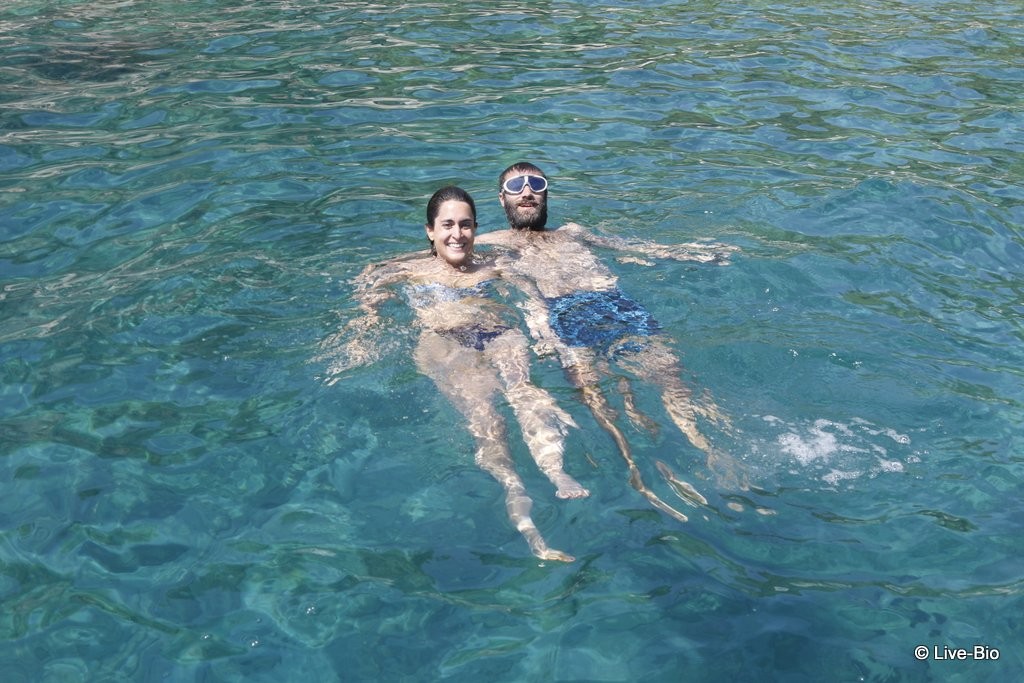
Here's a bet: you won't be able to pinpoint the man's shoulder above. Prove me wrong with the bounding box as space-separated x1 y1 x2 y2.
478 224 584 239
475 229 514 245
545 223 590 243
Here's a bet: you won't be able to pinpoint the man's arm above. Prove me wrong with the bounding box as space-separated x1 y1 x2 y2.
564 221 738 265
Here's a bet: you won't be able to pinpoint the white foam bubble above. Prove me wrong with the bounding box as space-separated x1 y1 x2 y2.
822 469 861 486
751 415 922 487
777 430 837 465
775 419 869 466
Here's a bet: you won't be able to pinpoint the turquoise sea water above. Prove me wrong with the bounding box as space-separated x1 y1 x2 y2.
2 1 1022 681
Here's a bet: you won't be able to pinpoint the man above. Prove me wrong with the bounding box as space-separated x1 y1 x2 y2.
476 161 742 520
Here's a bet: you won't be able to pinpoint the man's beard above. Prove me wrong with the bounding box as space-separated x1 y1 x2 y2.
503 198 548 230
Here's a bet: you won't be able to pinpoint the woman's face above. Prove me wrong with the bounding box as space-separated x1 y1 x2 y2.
426 200 476 268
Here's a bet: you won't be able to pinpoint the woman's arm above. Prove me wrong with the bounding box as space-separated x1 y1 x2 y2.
320 261 410 373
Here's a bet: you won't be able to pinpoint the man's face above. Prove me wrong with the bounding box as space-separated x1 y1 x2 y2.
499 173 548 230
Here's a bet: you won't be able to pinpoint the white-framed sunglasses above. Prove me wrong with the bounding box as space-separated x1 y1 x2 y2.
502 174 548 194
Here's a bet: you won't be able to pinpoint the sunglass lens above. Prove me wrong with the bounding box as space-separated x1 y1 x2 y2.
505 176 526 193
526 175 547 192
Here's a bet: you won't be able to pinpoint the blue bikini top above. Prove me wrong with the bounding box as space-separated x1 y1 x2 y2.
405 279 496 308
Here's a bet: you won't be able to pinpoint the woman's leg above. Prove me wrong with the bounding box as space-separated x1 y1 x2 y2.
487 331 588 500
415 334 573 561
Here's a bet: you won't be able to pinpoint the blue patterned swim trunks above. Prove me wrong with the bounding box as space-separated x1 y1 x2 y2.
546 288 661 356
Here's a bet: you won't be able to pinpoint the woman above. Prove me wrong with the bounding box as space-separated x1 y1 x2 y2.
335 186 586 562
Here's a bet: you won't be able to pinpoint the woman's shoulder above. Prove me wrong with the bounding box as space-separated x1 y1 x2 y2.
355 253 431 286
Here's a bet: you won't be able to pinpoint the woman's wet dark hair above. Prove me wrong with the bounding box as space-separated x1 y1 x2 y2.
425 186 477 255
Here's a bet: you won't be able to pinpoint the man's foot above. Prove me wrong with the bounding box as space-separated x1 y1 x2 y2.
655 460 708 507
620 376 660 437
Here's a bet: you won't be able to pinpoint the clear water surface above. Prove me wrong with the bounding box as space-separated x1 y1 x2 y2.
2 1 1022 681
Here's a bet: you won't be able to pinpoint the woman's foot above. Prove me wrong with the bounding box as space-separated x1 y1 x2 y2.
550 472 590 499
536 547 575 562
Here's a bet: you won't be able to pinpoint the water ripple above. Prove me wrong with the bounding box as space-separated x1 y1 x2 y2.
2 1 1023 680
